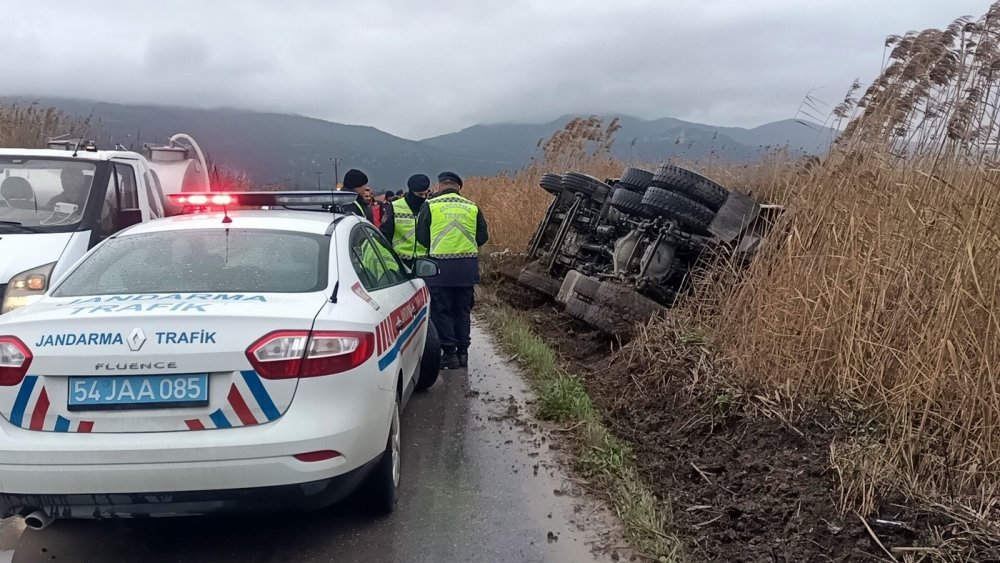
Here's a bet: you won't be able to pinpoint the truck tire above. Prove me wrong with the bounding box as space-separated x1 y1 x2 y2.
591 184 611 205
518 266 561 297
562 173 610 201
559 269 601 301
591 282 664 330
651 164 729 211
609 188 648 218
618 167 653 193
539 173 563 195
642 187 715 234
564 295 590 322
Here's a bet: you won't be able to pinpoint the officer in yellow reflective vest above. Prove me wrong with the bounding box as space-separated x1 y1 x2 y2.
415 171 489 370
379 174 432 269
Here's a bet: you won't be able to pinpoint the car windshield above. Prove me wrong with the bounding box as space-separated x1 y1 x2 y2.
52 229 330 297
0 157 97 230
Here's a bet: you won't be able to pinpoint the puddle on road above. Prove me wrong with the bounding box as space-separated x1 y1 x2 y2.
461 322 626 561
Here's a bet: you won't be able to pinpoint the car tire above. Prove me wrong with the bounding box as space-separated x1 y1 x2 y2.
539 173 563 195
618 167 653 193
651 164 729 211
609 188 648 218
360 395 401 514
642 187 715 234
415 320 441 392
518 265 561 297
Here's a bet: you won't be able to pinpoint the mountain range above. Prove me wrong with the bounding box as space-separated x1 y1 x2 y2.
6 97 836 189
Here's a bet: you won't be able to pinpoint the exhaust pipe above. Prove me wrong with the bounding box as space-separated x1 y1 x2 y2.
23 510 54 530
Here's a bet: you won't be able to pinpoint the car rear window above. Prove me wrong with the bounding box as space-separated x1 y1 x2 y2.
53 229 330 297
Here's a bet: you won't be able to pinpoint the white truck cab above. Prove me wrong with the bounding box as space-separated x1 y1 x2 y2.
0 143 169 314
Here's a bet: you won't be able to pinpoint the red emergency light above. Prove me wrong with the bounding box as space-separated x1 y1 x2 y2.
167 191 358 213
169 194 233 206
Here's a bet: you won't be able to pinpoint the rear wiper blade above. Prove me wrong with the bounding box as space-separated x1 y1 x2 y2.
0 221 41 233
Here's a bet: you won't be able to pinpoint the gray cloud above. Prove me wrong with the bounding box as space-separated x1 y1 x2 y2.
0 0 993 138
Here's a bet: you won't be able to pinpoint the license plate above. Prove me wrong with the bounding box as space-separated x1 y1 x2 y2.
68 374 209 411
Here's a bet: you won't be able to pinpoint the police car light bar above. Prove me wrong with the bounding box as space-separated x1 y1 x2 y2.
167 191 358 208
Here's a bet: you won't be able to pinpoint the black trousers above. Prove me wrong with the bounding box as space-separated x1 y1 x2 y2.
430 286 474 352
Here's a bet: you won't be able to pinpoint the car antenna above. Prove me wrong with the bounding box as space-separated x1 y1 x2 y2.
221 201 232 224
72 106 97 157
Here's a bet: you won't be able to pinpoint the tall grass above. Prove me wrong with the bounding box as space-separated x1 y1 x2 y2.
0 103 87 148
470 6 1000 548
463 117 625 253
669 4 1000 537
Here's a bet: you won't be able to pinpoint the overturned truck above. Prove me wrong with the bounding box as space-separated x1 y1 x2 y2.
517 164 781 335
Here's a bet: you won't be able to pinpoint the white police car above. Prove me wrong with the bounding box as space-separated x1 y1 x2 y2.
0 191 441 526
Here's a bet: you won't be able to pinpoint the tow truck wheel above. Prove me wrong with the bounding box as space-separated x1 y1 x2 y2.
415 320 442 392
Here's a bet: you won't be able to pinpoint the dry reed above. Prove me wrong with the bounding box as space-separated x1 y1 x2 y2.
0 103 87 148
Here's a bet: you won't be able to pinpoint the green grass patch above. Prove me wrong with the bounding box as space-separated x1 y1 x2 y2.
480 301 686 562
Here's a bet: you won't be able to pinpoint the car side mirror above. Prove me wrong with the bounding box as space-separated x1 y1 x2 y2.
118 208 142 229
412 258 439 278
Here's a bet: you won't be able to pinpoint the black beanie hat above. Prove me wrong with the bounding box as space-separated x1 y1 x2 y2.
407 174 431 193
438 171 463 187
343 169 368 191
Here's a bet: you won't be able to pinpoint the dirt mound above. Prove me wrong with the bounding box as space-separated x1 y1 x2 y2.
490 277 886 561
600 387 877 562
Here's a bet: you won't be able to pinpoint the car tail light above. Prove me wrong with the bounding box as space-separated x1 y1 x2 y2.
246 331 374 379
293 450 341 462
0 336 32 386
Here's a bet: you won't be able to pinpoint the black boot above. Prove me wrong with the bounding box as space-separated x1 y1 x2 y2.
457 348 469 368
441 347 459 370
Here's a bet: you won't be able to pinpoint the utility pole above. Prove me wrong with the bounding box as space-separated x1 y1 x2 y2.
330 156 342 190
315 170 323 190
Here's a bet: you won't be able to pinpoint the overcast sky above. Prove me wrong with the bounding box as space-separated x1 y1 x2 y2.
1 0 994 139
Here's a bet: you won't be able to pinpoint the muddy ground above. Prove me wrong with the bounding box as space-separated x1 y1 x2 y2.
489 275 927 563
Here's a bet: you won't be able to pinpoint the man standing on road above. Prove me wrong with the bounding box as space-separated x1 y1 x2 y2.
416 171 488 370
343 169 374 222
381 174 431 269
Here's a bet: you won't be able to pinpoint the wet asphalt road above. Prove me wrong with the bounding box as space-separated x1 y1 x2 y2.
0 323 616 563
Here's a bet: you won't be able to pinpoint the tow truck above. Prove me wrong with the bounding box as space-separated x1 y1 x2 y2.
0 135 209 315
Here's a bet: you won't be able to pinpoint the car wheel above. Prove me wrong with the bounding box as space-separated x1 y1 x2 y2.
415 320 441 392
361 395 400 514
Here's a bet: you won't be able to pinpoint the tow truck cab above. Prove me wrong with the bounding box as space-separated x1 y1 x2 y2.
0 143 166 314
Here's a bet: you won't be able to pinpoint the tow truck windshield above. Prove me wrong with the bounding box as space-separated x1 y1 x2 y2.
0 157 96 231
